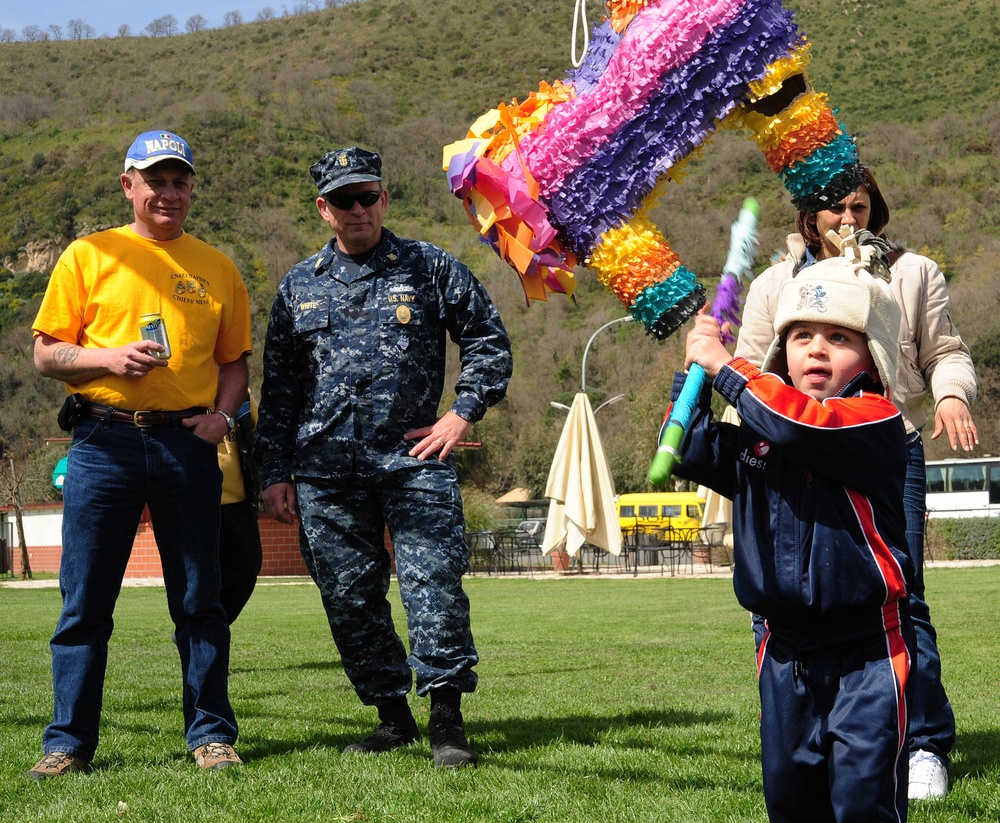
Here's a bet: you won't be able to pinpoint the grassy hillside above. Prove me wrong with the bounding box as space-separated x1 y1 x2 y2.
2 0 1000 502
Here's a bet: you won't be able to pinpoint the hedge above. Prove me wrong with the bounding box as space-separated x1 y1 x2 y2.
925 517 1000 560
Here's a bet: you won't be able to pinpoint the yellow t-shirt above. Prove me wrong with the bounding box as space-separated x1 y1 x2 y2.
33 226 252 410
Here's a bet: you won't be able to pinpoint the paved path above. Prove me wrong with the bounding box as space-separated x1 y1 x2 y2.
5 559 998 589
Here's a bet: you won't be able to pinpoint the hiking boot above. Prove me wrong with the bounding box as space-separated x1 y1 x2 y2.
343 721 420 754
26 752 92 780
428 703 477 769
193 742 242 771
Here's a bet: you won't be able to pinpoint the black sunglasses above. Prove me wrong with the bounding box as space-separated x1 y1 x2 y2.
325 190 382 210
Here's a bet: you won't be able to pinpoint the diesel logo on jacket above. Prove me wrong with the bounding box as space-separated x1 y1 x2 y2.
740 440 771 470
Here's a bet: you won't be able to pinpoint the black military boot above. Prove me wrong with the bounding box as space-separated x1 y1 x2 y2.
428 687 478 769
343 697 419 754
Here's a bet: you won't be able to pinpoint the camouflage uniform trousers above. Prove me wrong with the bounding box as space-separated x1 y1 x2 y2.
296 461 478 704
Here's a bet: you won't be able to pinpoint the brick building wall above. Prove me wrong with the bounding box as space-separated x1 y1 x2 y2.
3 507 309 579
258 516 310 576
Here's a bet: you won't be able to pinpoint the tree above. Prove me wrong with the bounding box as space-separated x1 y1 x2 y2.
67 18 95 40
21 25 47 42
0 447 34 580
256 7 276 21
223 10 243 26
146 15 178 37
186 14 209 33
117 24 131 38
0 28 15 43
48 24 63 40
3 94 54 130
0 289 67 579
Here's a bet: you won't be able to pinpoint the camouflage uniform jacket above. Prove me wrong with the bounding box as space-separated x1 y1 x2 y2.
257 228 512 487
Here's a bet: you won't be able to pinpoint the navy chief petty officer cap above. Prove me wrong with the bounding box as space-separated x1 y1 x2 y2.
310 146 382 196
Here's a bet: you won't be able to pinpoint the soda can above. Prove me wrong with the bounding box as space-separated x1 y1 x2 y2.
139 313 171 359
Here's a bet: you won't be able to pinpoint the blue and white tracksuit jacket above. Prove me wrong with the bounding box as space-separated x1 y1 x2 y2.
673 358 915 823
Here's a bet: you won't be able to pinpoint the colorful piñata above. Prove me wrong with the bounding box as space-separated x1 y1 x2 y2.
443 0 864 339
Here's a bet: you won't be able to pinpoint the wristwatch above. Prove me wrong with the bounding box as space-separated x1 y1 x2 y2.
214 409 237 438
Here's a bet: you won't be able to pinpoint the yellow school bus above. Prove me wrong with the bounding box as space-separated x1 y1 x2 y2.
617 492 705 533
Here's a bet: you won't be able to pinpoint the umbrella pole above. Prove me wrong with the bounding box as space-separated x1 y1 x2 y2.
633 533 638 578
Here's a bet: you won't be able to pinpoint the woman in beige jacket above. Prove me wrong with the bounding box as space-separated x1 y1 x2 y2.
734 167 977 802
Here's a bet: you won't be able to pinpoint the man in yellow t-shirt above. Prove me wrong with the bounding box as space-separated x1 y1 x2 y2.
28 130 251 778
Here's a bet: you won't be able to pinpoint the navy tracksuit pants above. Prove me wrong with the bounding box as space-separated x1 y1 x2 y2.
756 606 913 822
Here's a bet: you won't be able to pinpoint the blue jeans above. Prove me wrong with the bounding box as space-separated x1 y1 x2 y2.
44 415 237 761
904 430 956 761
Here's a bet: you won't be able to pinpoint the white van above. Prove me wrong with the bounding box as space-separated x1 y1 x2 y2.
516 519 546 544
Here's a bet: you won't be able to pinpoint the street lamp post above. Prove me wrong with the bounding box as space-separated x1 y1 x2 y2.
594 393 625 414
581 315 635 395
551 313 634 414
550 393 625 416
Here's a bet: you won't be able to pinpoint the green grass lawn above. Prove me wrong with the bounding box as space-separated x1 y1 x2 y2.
2 568 999 821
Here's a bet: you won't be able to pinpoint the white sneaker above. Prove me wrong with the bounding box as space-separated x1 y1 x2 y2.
908 749 949 800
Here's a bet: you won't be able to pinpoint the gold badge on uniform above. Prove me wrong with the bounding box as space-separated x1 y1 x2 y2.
338 153 348 166
396 305 411 324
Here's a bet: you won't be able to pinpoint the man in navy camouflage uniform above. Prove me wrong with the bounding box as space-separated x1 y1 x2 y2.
257 146 512 768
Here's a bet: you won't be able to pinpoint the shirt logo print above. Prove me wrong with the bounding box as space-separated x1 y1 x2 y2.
174 279 206 298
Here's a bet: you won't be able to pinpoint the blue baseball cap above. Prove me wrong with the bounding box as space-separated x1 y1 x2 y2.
124 130 195 173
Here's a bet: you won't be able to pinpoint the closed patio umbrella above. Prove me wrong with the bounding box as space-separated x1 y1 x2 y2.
541 392 621 561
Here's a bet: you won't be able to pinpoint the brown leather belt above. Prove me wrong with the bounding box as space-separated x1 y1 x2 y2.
83 403 209 428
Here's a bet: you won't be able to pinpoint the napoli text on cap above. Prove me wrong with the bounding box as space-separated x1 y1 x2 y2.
124 130 195 173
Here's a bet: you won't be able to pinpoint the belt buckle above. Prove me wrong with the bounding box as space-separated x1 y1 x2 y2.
133 410 154 428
